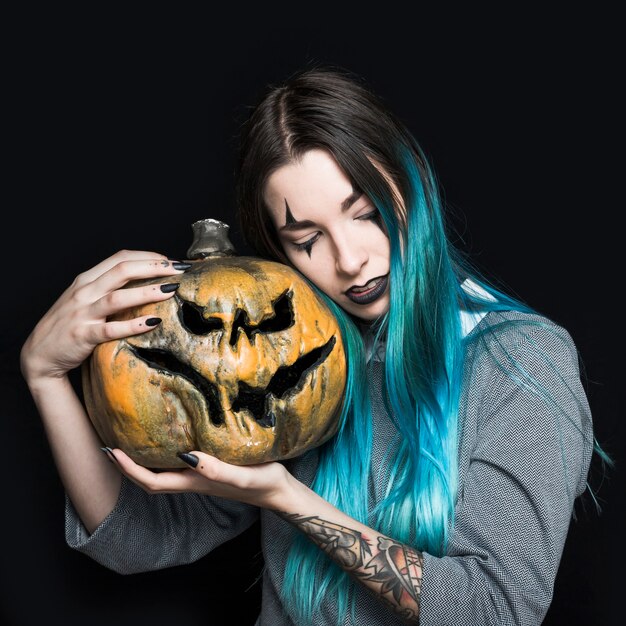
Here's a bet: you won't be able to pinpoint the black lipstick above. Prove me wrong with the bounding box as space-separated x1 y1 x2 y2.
345 274 389 305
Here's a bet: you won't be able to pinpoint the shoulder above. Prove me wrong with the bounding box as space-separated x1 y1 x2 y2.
461 309 594 500
464 308 580 377
460 308 588 428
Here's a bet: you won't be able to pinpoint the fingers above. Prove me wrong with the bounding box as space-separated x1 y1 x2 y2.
177 451 264 493
175 451 288 508
75 250 171 286
22 251 192 380
105 448 206 494
178 452 232 483
87 316 165 344
89 280 182 321
105 448 286 509
75 254 192 326
78 257 190 305
107 448 251 495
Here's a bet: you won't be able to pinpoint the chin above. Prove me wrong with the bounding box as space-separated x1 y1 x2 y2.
346 295 389 323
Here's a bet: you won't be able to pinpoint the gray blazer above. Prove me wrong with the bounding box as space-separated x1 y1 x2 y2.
65 309 594 625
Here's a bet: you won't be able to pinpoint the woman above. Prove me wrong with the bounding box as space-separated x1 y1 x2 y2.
19 66 609 625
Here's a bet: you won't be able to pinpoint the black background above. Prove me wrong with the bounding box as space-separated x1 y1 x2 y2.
1 7 622 625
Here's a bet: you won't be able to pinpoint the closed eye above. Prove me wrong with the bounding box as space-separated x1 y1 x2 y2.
357 208 385 232
292 232 321 258
291 208 382 258
357 209 379 221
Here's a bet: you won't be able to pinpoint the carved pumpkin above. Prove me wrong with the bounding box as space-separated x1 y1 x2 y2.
82 219 347 468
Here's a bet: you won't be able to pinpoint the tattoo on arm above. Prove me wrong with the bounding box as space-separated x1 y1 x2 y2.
276 512 423 623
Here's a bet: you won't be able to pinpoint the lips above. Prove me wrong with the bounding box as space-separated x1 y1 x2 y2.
345 274 389 305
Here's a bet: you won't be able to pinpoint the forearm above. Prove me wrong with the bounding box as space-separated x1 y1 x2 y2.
26 374 122 534
273 475 423 625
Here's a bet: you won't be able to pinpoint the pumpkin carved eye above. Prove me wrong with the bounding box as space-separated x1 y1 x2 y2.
179 300 223 335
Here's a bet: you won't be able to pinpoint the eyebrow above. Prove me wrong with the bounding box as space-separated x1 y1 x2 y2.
280 189 364 232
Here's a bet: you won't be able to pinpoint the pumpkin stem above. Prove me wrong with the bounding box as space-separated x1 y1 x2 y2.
186 218 236 259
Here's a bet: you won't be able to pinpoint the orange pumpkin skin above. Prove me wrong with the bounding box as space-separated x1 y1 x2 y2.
82 256 346 468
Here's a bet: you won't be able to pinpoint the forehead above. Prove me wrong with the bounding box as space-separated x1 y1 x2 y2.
264 149 353 221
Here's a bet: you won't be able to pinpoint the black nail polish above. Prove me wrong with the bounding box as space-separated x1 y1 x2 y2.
160 283 180 293
100 446 118 464
146 317 162 327
172 262 192 271
178 452 199 467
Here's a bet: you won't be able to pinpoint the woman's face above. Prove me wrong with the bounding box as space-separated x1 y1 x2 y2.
264 149 391 322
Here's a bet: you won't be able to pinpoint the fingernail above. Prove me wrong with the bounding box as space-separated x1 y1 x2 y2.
146 317 162 327
178 452 199 467
172 262 192 271
160 282 180 293
100 446 118 464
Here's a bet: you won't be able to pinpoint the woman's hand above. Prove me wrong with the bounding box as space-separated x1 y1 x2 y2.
104 447 293 511
20 249 189 384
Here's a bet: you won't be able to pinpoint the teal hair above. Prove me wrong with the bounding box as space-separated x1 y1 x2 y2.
277 147 613 626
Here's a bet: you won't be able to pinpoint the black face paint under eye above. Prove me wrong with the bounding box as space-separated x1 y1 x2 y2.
293 232 320 258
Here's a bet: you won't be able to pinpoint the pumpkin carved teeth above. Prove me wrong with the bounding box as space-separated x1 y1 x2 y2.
257 409 276 428
129 335 336 429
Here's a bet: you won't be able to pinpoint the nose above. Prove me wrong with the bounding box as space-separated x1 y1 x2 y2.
334 234 368 277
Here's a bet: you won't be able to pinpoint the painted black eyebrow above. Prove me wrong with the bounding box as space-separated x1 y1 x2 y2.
280 189 364 232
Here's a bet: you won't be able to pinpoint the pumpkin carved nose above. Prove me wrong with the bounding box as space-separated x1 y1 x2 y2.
228 290 295 347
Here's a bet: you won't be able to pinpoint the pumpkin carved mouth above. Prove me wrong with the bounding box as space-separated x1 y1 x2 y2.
128 336 336 429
